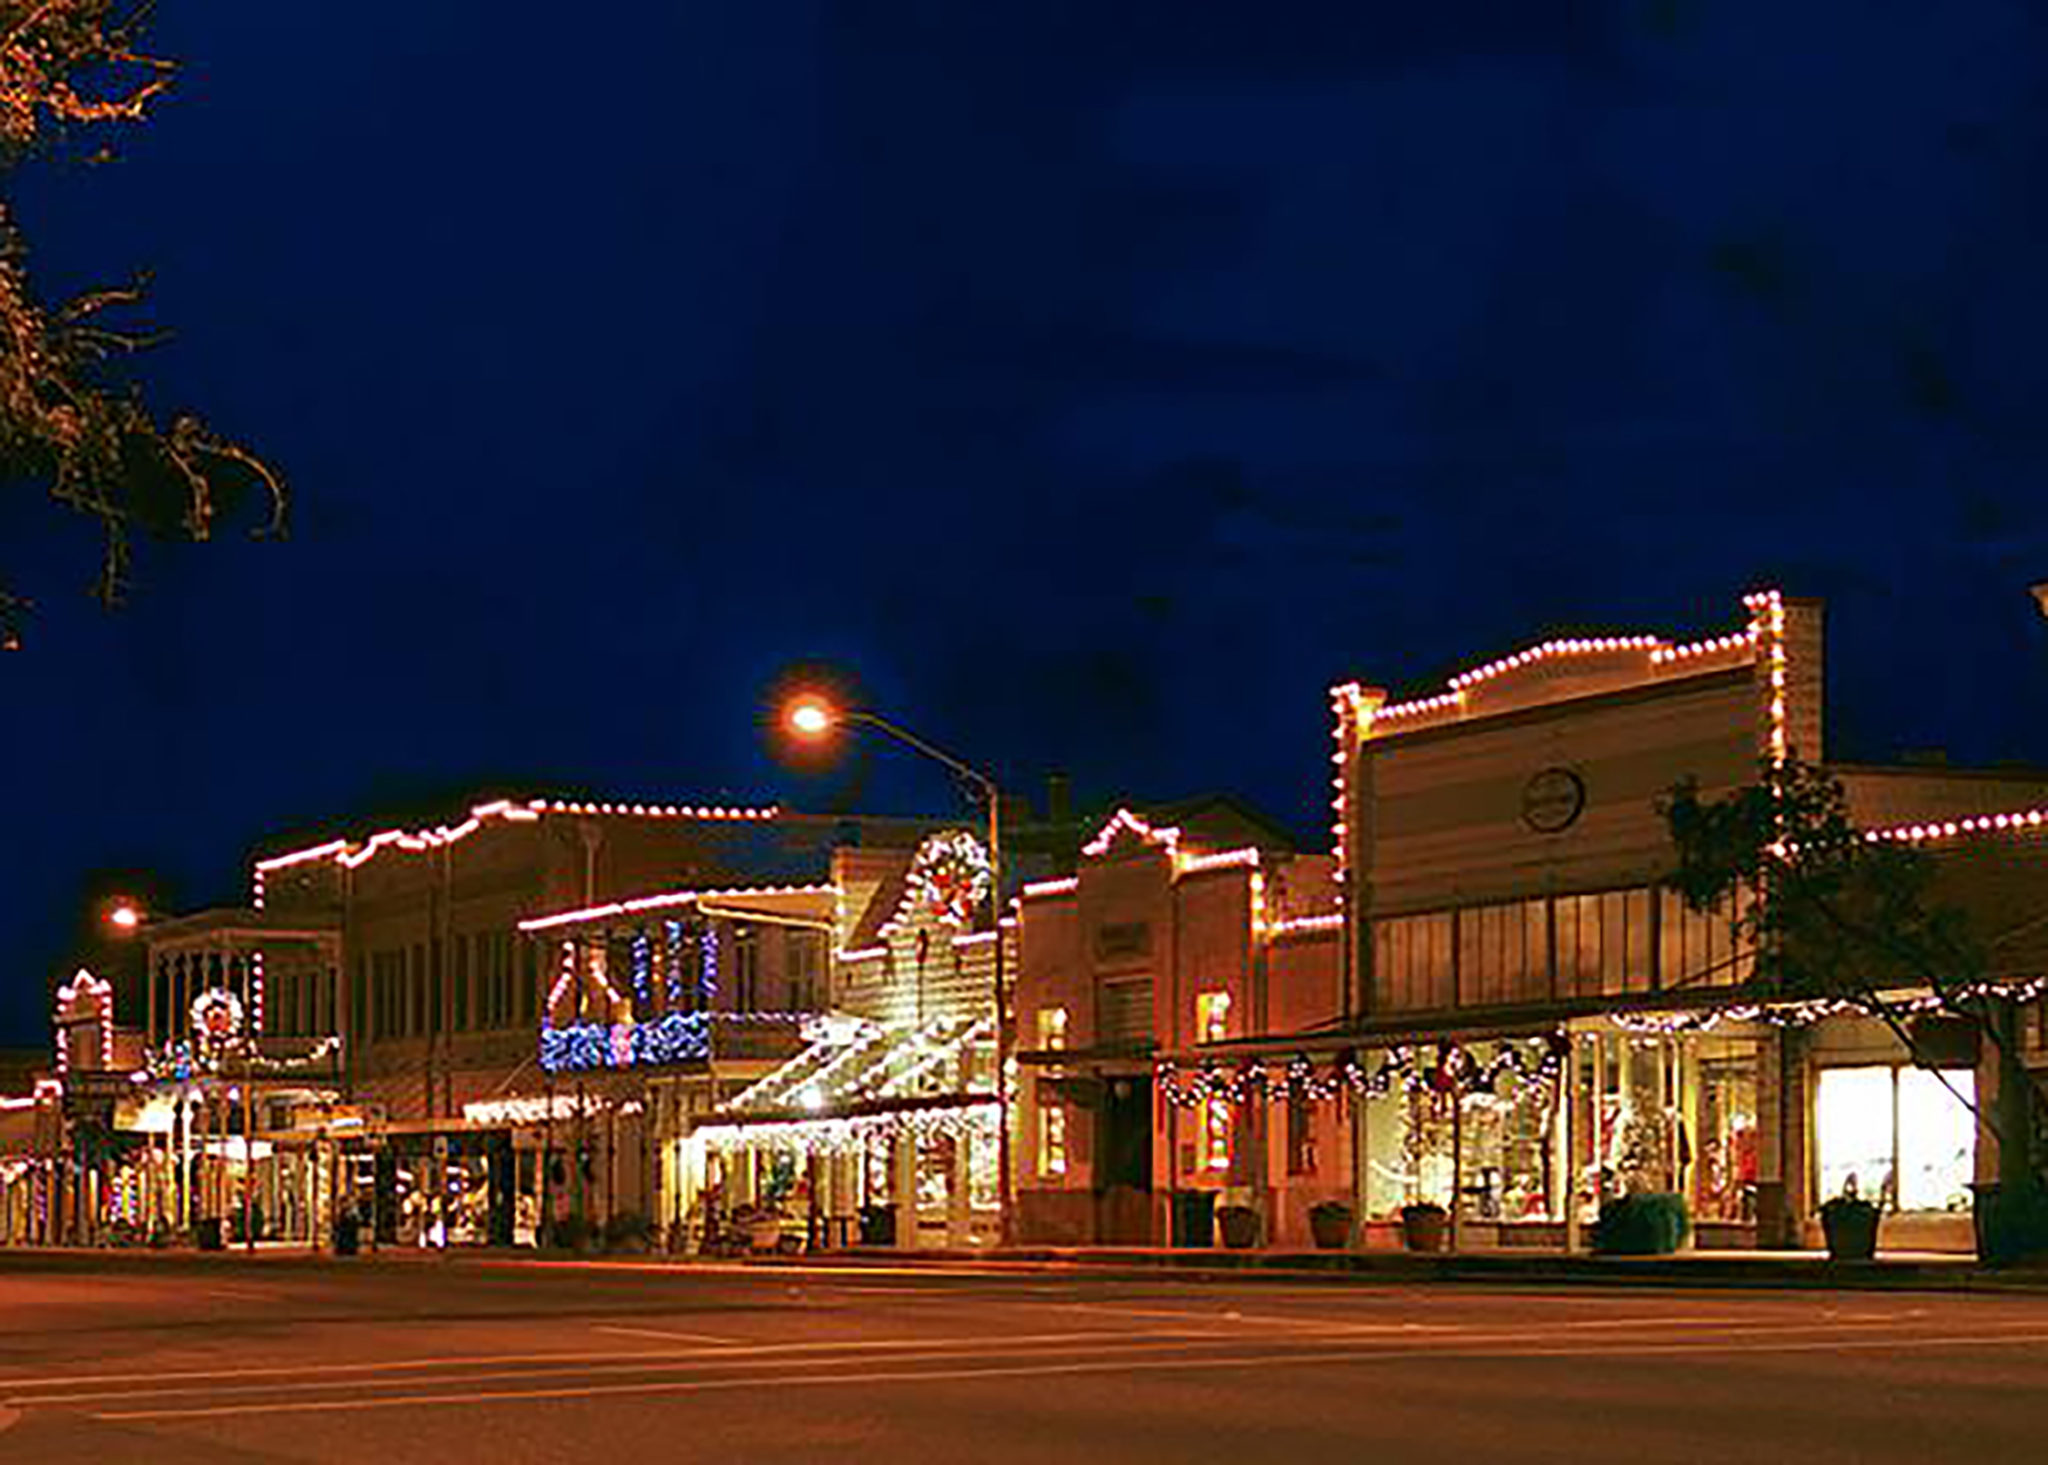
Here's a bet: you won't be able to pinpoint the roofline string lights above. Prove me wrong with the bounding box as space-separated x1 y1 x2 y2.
518 883 834 934
1362 610 1767 733
251 797 783 899
1869 808 2048 846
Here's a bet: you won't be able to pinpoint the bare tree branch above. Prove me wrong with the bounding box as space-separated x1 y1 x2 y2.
0 1 284 648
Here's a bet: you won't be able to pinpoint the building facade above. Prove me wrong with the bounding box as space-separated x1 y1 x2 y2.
1011 801 1344 1248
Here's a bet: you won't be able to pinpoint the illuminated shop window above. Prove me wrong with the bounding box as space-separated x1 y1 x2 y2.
1286 1092 1318 1178
1816 1065 1975 1213
1036 1005 1070 1178
1197 992 1232 1172
1039 1104 1068 1178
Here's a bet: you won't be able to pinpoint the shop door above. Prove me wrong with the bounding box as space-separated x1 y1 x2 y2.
1097 1077 1152 1243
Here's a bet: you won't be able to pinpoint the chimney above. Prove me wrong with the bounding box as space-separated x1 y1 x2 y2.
1046 771 1072 829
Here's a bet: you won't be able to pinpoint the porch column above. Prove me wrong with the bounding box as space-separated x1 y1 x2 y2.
893 1133 918 1250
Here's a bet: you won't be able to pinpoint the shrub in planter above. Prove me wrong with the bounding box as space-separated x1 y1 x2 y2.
547 1214 592 1253
1399 1201 1449 1253
604 1210 652 1254
1308 1201 1354 1251
1819 1193 1880 1262
1591 1192 1690 1255
1217 1204 1261 1249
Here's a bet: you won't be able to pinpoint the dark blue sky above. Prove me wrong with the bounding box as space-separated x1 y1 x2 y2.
6 2 2048 1044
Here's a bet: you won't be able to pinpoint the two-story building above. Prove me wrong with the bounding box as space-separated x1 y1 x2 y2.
1301 590 2048 1252
1011 797 1344 1248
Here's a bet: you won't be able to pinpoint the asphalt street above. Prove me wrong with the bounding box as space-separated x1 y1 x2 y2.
4 1253 2047 1463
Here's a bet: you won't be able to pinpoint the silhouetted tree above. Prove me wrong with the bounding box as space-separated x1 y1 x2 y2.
0 2 283 650
1664 757 2043 1203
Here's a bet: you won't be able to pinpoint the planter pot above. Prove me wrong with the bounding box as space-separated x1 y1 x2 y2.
747 1218 784 1253
1217 1205 1260 1249
1400 1206 1448 1253
1820 1201 1879 1262
1309 1206 1353 1251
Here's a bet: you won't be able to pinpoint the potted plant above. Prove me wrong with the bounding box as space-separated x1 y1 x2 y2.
1308 1200 1354 1251
604 1210 652 1254
740 1204 785 1253
1217 1203 1261 1249
1819 1185 1880 1262
1399 1201 1448 1252
1592 1192 1690 1255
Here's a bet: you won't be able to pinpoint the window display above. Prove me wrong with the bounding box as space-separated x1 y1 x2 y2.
1816 1064 1974 1213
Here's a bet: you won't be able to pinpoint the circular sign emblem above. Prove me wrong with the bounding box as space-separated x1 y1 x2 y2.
1521 767 1586 834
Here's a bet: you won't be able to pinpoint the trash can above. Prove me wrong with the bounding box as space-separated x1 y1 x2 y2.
858 1204 896 1247
1172 1191 1216 1248
332 1212 361 1257
194 1217 225 1251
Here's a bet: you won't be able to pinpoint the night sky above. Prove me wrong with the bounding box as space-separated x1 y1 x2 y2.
6 3 2048 1045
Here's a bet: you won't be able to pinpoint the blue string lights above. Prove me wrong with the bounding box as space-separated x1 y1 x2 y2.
538 1011 802 1073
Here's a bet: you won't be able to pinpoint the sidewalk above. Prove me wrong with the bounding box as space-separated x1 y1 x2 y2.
8 1240 2047 1291
762 1243 2027 1291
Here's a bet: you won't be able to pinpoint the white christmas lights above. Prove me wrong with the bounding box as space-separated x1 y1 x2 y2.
518 883 834 934
1867 808 2048 846
253 798 778 887
1081 809 1183 859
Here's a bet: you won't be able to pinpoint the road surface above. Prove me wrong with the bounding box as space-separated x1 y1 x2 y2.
3 1253 2046 1463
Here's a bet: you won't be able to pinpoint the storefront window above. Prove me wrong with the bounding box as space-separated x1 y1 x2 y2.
1816 1065 1974 1213
1457 1041 1558 1223
1693 1044 1759 1223
1362 1082 1454 1218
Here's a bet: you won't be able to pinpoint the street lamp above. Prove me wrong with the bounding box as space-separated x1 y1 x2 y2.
782 695 1015 1247
106 901 143 933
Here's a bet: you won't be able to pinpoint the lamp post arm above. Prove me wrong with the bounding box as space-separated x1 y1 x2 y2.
844 711 997 800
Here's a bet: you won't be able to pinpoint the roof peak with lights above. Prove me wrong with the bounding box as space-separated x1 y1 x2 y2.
1340 591 1792 739
252 795 785 883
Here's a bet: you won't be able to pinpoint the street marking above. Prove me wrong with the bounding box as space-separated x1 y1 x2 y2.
205 1287 269 1301
594 1326 737 1346
88 1328 2048 1421
13 1332 1279 1409
0 1327 1226 1398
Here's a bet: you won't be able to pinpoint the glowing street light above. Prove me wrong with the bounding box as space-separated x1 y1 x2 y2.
106 901 143 933
775 691 1015 1246
787 698 835 738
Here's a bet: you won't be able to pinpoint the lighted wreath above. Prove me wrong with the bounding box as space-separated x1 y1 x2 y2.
190 988 244 1045
907 830 993 925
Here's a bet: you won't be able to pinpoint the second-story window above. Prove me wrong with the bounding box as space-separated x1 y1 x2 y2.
784 928 824 1010
734 926 759 1010
1037 1006 1069 1051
